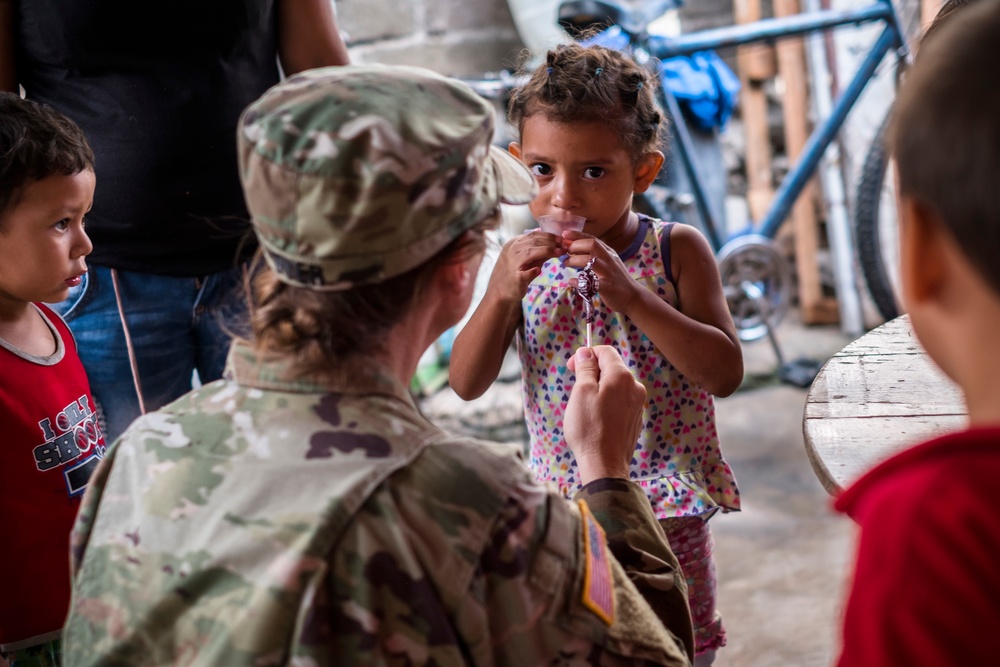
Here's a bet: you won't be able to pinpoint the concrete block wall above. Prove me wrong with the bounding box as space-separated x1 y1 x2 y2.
336 0 527 77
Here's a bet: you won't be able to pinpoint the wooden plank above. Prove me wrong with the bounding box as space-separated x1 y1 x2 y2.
805 400 966 420
734 0 775 222
741 82 774 223
806 316 963 419
815 355 958 400
831 316 923 356
802 298 841 324
734 0 777 80
804 415 965 494
773 0 834 325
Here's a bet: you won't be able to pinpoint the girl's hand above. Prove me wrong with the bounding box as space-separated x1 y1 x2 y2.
487 231 565 304
562 231 641 316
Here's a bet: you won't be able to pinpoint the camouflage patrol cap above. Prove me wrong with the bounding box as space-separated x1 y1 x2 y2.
237 64 537 290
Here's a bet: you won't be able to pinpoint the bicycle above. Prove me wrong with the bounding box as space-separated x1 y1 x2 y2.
459 0 910 346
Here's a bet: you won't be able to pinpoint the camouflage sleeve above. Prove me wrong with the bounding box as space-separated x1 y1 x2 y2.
453 479 691 666
575 478 696 662
68 446 117 580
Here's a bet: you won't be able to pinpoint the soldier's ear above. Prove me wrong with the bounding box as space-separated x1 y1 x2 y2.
426 250 478 334
431 247 476 299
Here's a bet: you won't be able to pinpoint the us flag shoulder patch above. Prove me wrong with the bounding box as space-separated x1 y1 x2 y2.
578 499 615 625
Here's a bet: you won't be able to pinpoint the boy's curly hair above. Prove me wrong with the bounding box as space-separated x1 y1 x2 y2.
507 42 665 162
0 92 94 221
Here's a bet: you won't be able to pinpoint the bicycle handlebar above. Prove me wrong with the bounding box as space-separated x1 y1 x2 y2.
644 0 900 58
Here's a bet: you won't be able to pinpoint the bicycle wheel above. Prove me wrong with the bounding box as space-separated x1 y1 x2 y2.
717 235 793 343
854 108 902 321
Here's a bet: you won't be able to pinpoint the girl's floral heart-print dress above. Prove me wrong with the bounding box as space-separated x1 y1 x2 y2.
517 215 741 520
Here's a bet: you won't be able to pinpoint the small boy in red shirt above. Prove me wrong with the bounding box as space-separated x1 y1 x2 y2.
835 2 1000 664
0 93 105 667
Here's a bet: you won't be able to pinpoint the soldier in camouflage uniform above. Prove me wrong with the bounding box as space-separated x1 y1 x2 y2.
63 65 694 666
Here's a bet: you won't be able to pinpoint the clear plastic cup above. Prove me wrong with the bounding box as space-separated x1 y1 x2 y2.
536 214 586 235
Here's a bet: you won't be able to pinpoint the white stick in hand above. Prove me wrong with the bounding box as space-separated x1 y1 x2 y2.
576 257 599 348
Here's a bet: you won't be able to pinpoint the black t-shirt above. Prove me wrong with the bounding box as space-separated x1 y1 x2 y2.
14 0 280 276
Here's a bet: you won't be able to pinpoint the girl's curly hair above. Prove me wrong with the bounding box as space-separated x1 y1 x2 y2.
507 42 665 162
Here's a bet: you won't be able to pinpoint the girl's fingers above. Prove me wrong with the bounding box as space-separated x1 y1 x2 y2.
519 244 563 267
564 237 599 254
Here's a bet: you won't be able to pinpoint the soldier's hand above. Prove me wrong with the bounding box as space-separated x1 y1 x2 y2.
565 345 646 484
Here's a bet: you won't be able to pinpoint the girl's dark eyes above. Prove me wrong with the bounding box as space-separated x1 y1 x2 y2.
529 164 605 179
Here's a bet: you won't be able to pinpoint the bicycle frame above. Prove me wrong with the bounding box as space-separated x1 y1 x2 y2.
642 0 906 252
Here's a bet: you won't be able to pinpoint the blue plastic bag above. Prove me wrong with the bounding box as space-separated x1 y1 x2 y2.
581 27 740 132
659 51 741 131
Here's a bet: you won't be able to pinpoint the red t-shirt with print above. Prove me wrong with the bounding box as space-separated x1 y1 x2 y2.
0 304 106 649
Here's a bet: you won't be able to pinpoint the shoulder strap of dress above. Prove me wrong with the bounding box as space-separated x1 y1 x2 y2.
657 221 677 287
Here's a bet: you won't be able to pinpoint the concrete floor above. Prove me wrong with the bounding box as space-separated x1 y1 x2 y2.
422 309 862 667
710 314 857 667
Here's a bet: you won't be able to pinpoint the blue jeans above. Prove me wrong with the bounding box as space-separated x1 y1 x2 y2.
51 265 250 442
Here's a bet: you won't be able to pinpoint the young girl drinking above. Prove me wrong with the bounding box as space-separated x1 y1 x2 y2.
449 43 743 665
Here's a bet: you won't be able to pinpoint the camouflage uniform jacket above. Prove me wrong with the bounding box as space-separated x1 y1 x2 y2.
63 341 693 666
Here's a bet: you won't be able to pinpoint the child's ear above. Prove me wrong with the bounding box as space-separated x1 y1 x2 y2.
508 142 523 162
633 151 665 194
899 195 946 308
